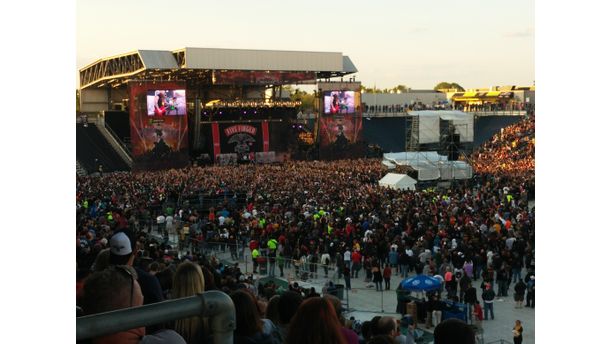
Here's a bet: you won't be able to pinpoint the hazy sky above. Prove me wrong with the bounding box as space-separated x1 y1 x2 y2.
77 0 534 90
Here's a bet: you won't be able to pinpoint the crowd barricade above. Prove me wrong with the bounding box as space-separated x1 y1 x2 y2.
217 154 237 165
195 243 433 316
138 238 479 320
255 151 276 164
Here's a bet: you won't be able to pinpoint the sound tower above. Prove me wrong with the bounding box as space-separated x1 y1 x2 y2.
448 133 460 160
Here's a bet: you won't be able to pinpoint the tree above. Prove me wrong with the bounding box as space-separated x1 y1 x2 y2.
289 88 316 112
361 86 383 93
434 82 464 92
361 85 409 94
394 85 409 93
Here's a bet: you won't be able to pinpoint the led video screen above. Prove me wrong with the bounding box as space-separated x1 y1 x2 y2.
147 89 186 116
324 91 355 114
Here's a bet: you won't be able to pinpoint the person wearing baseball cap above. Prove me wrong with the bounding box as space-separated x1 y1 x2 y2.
108 230 164 307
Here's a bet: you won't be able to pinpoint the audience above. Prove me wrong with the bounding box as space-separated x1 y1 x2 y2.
77 115 535 343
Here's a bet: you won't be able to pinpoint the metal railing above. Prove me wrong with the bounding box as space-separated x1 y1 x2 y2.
103 122 133 160
182 243 426 315
77 290 235 344
470 110 526 117
485 340 513 344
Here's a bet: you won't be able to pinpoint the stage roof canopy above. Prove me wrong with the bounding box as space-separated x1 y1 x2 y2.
79 47 358 90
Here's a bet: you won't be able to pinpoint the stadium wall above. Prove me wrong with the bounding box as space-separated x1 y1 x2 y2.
362 117 406 152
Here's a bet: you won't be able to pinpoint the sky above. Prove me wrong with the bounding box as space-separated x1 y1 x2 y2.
76 0 534 90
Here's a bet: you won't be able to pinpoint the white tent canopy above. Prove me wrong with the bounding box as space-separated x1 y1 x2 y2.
381 160 397 169
378 173 417 191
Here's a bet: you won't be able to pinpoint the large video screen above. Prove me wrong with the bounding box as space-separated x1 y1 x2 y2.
147 89 186 116
324 91 355 114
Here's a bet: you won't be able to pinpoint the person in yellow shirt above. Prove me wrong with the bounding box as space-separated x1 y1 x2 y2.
252 248 260 273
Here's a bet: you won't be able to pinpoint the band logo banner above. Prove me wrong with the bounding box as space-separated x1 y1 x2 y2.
211 122 270 159
224 124 258 137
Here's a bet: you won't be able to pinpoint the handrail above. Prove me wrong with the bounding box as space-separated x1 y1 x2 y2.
104 122 132 158
76 290 235 344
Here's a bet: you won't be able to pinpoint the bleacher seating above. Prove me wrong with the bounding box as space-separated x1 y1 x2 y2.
76 123 130 173
472 115 523 148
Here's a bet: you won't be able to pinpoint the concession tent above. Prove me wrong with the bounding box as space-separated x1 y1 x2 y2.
378 173 417 191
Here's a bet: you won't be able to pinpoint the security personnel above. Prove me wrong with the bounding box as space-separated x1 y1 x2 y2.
251 247 260 273
267 238 278 277
267 238 278 252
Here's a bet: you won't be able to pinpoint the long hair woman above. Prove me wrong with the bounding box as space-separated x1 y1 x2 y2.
230 289 281 344
172 261 208 344
285 297 347 344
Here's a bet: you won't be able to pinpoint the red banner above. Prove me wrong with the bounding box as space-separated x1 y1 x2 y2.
262 121 269 152
212 122 221 158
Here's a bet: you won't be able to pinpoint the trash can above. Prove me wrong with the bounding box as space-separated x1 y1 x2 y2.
335 284 345 300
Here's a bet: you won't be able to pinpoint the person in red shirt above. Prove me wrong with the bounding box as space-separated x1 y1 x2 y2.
383 264 392 290
351 250 362 278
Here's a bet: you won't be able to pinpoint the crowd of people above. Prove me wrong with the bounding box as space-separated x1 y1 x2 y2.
469 115 535 176
77 116 535 343
362 102 452 114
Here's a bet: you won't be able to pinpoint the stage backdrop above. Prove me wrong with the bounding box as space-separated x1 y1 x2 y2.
129 81 190 171
208 122 270 160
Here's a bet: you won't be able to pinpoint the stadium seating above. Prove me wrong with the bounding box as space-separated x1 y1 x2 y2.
76 123 131 173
